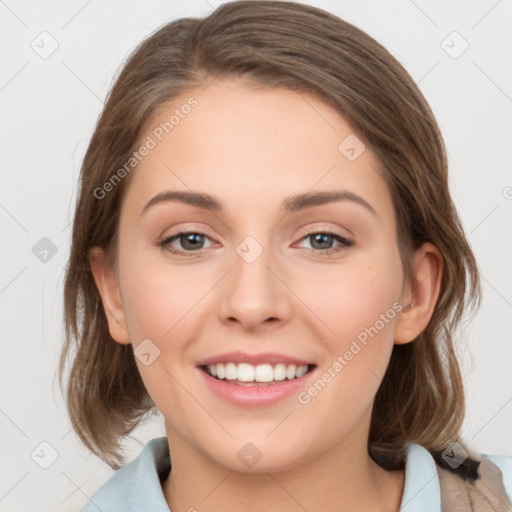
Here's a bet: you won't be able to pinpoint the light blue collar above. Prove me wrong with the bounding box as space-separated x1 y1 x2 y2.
399 442 442 511
82 437 446 511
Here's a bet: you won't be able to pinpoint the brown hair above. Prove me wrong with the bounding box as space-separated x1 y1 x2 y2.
58 0 481 471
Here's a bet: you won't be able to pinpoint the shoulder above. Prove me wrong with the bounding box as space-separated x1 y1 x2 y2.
469 451 512 510
432 442 512 512
80 437 171 512
400 442 512 512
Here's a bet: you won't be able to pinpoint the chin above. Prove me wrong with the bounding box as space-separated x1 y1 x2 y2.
202 437 311 474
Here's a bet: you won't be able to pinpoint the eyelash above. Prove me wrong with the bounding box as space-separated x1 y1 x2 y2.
156 229 354 258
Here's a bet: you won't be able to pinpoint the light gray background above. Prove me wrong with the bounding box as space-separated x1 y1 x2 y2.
1 0 511 510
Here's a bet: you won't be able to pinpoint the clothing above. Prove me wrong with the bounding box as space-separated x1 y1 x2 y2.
81 437 512 511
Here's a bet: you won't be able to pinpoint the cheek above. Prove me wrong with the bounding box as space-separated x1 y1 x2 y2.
118 249 214 398
119 247 206 342
299 253 402 351
291 260 402 445
118 257 204 412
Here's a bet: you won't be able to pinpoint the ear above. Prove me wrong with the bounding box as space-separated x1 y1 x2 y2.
89 247 131 345
394 242 443 345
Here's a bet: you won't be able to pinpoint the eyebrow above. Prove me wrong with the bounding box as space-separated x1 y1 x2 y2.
141 189 378 217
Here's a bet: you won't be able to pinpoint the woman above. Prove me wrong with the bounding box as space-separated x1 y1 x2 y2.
58 1 512 510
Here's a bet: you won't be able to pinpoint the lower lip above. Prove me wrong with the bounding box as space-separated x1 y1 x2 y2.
197 366 316 407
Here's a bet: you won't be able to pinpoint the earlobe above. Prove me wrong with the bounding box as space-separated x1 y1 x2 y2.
394 243 443 345
88 247 131 345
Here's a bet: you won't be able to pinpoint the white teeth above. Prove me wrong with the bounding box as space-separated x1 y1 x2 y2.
206 362 310 382
254 364 274 382
237 363 255 382
273 363 287 381
216 363 225 380
286 364 296 380
225 362 237 380
296 365 308 378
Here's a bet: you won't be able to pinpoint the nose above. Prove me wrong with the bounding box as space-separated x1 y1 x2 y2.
216 239 293 332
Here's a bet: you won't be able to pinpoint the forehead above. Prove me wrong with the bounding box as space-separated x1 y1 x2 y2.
122 79 393 222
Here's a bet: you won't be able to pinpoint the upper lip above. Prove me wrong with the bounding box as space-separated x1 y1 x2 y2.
196 351 315 367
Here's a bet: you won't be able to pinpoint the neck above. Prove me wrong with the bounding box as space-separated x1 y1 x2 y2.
162 427 405 512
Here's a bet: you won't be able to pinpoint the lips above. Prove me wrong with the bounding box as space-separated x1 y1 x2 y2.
197 357 318 406
196 351 317 400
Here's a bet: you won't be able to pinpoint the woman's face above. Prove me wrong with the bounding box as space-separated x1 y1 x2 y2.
104 78 412 471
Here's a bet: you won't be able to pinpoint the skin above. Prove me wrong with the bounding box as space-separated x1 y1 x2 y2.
90 78 442 512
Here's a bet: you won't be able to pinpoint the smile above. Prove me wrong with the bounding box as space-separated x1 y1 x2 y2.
197 362 318 406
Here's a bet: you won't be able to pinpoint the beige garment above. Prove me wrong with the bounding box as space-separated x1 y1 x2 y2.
437 453 511 512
